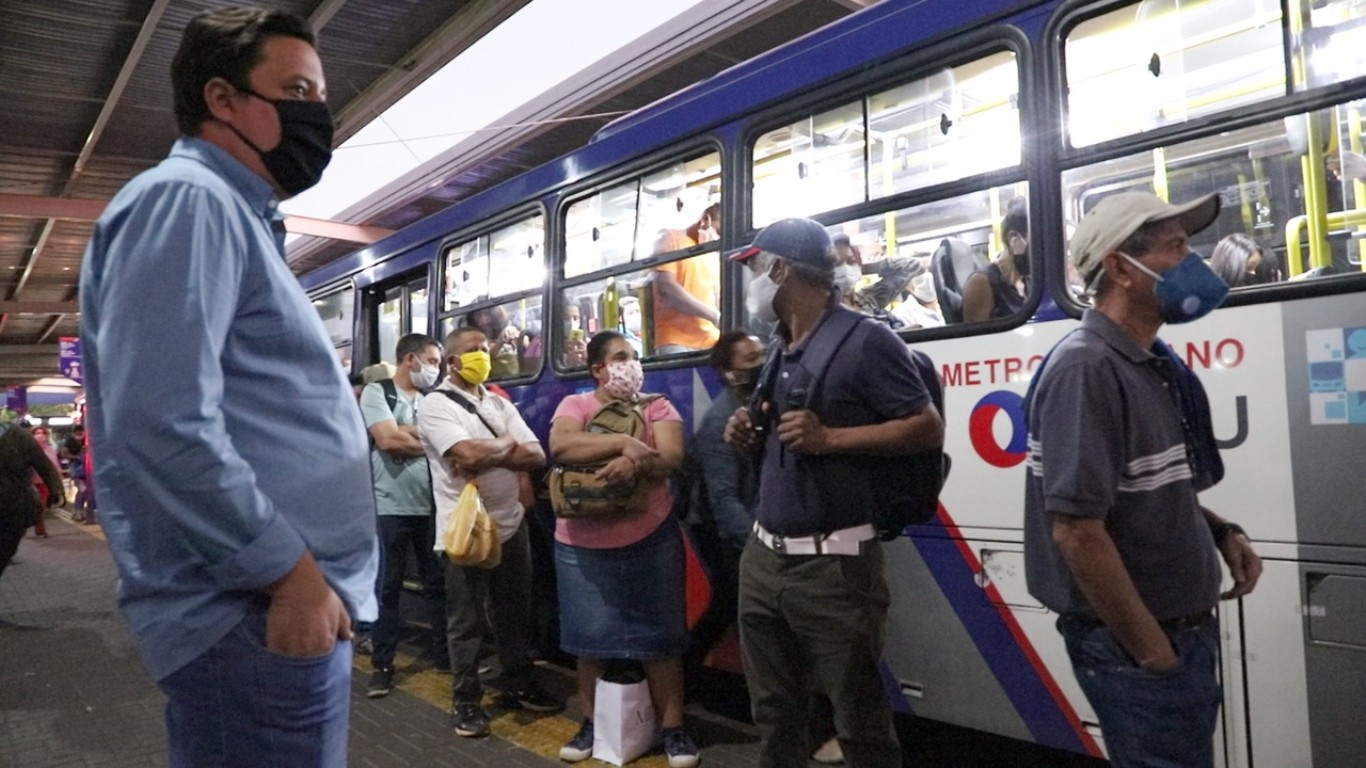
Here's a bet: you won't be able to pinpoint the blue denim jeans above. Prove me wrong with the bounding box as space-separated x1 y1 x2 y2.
157 604 353 767
1058 613 1221 768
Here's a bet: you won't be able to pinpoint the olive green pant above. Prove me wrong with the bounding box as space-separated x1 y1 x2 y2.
737 535 900 768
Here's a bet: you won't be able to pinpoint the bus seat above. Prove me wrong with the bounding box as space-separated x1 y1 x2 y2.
931 237 985 324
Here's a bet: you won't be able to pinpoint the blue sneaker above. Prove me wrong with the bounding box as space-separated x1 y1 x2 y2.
559 719 593 762
663 728 699 768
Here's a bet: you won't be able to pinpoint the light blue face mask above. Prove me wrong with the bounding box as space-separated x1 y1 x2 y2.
1119 251 1230 324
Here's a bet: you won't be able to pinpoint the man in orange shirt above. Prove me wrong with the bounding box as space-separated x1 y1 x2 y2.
652 209 721 355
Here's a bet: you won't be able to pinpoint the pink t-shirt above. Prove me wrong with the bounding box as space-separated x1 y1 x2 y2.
552 392 681 549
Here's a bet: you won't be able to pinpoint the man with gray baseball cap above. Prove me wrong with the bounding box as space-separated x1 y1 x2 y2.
1022 192 1262 767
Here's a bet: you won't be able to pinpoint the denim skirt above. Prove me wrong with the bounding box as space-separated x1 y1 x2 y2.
554 517 688 659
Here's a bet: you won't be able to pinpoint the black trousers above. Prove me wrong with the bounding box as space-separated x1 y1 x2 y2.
0 516 28 581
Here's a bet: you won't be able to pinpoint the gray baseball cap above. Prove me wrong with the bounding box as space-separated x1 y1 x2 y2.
1071 192 1221 282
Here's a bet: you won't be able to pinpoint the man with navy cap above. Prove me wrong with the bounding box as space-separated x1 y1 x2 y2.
1023 192 1262 767
725 218 943 767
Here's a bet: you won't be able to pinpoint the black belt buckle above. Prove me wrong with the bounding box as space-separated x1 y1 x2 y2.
771 535 786 554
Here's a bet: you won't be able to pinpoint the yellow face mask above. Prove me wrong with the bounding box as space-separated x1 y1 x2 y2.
457 350 492 385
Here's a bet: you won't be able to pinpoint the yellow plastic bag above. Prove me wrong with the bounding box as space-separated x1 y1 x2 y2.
443 482 502 569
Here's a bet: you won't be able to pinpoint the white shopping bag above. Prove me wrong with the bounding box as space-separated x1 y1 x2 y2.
592 678 660 765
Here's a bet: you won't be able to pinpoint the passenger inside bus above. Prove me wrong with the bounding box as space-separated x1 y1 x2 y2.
961 197 1029 323
833 234 925 324
890 266 946 330
1211 233 1279 288
651 225 721 355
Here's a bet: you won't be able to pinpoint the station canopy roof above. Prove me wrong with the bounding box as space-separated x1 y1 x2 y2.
0 0 873 387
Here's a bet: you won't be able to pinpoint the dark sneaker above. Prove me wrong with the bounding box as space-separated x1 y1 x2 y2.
355 633 374 657
559 719 594 762
663 728 699 768
497 683 564 713
366 667 394 699
452 703 491 738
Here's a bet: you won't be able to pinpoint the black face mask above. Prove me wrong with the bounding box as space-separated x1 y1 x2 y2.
727 364 762 393
226 89 334 197
1012 248 1031 278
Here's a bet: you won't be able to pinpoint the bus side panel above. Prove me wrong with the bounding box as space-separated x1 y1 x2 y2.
1278 292 1366 768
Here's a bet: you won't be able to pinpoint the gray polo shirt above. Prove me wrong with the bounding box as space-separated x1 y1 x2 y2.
1023 310 1221 620
360 381 433 517
754 304 931 537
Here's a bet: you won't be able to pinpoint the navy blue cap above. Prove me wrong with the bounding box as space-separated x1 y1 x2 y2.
730 217 835 269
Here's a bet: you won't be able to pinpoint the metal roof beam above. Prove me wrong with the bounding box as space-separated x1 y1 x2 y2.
14 0 172 302
284 215 393 244
35 315 66 345
0 194 388 244
309 0 351 30
0 194 107 221
0 303 76 315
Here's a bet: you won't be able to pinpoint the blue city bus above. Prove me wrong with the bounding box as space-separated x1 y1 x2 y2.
301 0 1366 763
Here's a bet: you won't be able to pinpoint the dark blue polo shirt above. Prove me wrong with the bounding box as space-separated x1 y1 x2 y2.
754 304 931 537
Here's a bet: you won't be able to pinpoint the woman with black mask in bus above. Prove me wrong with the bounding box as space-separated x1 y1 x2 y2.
962 197 1030 323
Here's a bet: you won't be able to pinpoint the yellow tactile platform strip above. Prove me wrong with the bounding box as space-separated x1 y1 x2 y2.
354 639 677 766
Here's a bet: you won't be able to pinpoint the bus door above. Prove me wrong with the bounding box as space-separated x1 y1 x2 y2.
362 270 431 366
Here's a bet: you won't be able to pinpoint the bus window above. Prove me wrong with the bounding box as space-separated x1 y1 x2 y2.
1061 98 1366 297
637 155 722 254
311 285 355 370
444 237 489 311
438 213 547 382
565 179 640 279
740 184 1029 333
753 101 866 226
557 152 723 368
1291 0 1366 92
869 51 1021 197
564 153 721 280
557 252 723 368
751 49 1023 228
1064 0 1284 148
443 214 544 312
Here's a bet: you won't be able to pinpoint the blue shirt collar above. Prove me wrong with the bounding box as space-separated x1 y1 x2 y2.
170 137 281 222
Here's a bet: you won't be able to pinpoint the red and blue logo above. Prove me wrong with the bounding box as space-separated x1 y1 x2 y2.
969 390 1027 468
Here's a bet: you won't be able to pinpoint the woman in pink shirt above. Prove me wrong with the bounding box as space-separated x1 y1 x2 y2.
548 331 698 768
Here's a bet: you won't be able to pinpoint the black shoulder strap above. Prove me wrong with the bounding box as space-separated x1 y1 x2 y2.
798 307 866 410
436 389 500 438
380 378 399 414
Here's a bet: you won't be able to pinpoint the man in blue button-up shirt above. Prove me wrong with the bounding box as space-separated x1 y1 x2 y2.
79 8 377 766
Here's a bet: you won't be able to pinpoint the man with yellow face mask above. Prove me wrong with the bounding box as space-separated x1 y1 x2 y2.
416 326 563 737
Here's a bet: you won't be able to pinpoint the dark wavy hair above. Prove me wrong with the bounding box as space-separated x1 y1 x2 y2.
172 8 314 135
709 330 757 373
587 330 626 367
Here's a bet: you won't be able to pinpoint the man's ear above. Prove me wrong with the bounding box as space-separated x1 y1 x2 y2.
203 77 242 124
1101 252 1135 289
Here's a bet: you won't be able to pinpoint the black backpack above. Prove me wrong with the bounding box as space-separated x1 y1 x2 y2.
751 307 948 540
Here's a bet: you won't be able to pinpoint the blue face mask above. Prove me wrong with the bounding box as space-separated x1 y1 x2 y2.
1119 250 1229 324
